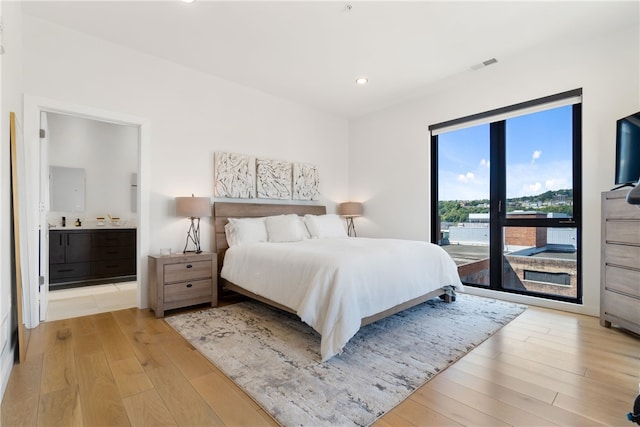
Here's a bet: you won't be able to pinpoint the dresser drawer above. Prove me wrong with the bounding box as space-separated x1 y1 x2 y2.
604 265 640 298
164 260 212 283
603 194 640 220
605 220 640 245
603 289 640 326
605 244 640 269
164 279 213 305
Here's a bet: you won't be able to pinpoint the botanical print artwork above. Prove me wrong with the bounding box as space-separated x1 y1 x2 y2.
256 159 292 199
293 162 320 201
214 152 256 198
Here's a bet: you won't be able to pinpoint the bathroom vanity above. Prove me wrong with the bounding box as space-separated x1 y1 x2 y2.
49 228 136 288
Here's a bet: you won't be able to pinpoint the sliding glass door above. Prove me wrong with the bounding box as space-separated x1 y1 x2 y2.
431 90 582 303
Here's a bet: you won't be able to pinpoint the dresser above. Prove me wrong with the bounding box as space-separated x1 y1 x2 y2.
600 190 640 334
148 252 216 318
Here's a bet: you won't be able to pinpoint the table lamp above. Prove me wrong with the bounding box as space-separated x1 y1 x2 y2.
338 202 363 237
176 194 211 253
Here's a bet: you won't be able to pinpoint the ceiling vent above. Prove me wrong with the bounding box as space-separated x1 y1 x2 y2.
470 58 498 71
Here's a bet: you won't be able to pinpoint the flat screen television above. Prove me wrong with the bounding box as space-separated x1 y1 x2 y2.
615 111 640 186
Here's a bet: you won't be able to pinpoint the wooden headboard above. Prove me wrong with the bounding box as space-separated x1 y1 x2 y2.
212 202 327 287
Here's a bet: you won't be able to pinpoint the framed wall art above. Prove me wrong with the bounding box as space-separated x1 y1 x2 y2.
214 152 256 198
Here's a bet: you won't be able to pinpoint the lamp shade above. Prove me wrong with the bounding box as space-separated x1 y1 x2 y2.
338 202 363 217
176 196 211 218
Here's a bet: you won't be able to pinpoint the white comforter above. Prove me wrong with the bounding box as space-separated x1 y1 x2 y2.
221 238 464 361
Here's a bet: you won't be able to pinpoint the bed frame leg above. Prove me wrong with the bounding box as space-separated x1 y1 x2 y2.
439 288 456 303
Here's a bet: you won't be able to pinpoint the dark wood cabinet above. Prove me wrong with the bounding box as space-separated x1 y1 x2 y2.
49 231 92 283
49 228 136 287
91 230 136 279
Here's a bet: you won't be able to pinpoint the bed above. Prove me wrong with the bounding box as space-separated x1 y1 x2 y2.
213 202 464 361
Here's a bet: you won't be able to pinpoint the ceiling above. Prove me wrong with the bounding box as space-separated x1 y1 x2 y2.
22 1 639 119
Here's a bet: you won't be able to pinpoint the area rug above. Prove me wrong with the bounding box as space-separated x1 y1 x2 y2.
166 293 526 427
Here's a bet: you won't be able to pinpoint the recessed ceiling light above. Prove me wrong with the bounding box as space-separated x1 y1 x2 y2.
355 77 368 85
181 0 195 3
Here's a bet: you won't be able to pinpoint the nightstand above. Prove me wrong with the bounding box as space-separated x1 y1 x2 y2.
148 252 216 318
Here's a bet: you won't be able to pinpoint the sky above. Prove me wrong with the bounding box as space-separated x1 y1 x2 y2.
437 105 573 201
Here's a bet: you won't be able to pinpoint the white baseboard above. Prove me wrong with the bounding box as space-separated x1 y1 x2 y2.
0 342 15 401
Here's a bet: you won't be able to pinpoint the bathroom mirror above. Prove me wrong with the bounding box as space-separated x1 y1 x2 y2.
50 166 86 212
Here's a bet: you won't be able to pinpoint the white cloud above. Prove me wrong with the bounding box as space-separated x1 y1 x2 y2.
545 177 569 191
528 182 542 193
531 150 542 163
440 170 488 200
457 172 475 182
480 158 490 168
441 159 572 201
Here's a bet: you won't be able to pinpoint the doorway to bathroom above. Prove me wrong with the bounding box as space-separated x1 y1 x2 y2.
23 95 150 328
43 112 139 321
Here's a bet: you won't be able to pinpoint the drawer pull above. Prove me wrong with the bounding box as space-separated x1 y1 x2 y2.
186 283 193 288
186 264 193 269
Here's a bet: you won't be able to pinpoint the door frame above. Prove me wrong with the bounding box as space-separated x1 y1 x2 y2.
23 95 150 328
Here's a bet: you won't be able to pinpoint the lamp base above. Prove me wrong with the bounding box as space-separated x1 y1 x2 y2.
346 217 357 237
182 217 202 254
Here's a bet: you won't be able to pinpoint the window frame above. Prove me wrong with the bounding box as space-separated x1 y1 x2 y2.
429 90 583 304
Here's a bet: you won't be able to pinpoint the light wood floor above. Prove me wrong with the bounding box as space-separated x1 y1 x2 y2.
1 302 638 426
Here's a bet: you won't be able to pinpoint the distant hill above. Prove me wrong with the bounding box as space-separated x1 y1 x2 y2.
439 189 573 223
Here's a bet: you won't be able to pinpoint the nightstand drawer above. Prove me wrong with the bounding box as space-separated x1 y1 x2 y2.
164 260 212 283
164 278 213 304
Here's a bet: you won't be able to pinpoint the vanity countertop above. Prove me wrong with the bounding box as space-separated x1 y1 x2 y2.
49 217 136 230
49 225 137 230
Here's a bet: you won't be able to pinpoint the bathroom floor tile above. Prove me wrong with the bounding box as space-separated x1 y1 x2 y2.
46 282 137 321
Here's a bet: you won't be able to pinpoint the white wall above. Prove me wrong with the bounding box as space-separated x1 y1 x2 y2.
19 12 349 329
0 12 349 401
349 24 640 316
22 15 349 258
47 112 138 225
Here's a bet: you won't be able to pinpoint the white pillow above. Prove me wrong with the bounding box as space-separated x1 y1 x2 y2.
226 217 268 246
304 214 348 239
298 216 311 239
266 214 305 243
224 222 238 247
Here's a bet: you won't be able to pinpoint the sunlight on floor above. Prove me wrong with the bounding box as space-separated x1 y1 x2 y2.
46 281 137 322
